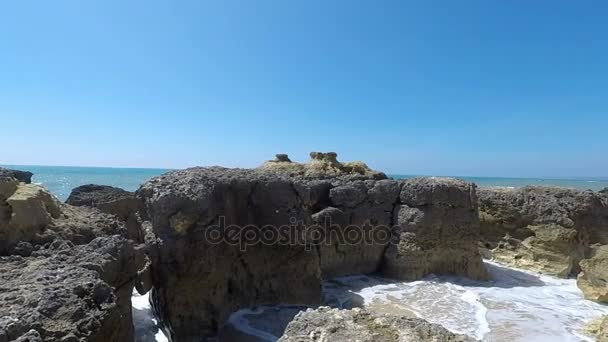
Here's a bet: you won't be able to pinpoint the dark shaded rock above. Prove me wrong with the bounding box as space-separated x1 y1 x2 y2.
0 236 142 342
478 186 608 277
0 167 33 184
382 177 488 280
278 307 475 342
136 167 487 340
66 184 144 241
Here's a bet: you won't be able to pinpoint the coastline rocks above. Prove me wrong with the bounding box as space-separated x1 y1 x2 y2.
259 152 387 180
0 167 33 184
0 236 141 342
136 165 487 340
577 245 608 303
478 186 608 277
383 178 488 281
278 306 475 342
0 174 143 341
585 316 608 342
66 184 144 241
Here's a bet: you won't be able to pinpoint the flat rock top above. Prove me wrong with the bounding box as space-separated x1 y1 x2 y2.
66 184 134 206
278 307 475 342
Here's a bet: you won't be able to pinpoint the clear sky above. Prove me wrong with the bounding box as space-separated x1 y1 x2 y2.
1 0 607 177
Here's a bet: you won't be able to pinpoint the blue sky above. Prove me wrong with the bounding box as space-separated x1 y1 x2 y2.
1 0 607 177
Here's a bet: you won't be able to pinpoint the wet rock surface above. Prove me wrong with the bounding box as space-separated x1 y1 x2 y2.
478 186 608 277
577 245 608 303
278 306 475 342
136 165 487 340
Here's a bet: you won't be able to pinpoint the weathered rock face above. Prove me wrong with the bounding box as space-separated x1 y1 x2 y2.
0 167 33 184
478 186 608 277
0 173 143 341
0 236 142 342
586 315 608 342
278 307 475 342
137 166 487 340
66 184 144 242
383 178 488 281
577 245 608 303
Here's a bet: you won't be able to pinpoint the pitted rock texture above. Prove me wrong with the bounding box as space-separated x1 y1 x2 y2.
0 236 142 342
0 172 142 342
278 306 475 342
383 177 488 281
66 184 144 241
0 178 127 256
577 245 608 303
478 186 608 277
0 167 33 184
137 167 486 340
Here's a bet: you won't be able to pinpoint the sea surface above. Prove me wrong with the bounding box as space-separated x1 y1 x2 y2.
1 165 607 201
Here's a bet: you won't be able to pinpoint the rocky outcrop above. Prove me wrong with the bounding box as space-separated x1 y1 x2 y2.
0 236 142 342
585 316 608 342
478 186 608 277
0 167 33 184
278 307 474 342
577 245 608 303
66 184 144 241
136 165 487 340
0 173 144 341
383 177 488 281
259 152 387 180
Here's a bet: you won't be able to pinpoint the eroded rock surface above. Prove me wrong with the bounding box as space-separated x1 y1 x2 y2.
383 177 488 281
577 245 608 303
278 307 475 342
0 173 143 341
137 165 487 340
478 186 608 277
66 184 144 241
0 167 33 184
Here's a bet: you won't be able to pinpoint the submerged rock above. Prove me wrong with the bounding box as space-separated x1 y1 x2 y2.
478 186 608 277
0 167 33 184
577 245 608 303
278 306 475 342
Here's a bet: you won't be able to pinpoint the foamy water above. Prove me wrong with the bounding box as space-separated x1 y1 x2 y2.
132 291 169 342
213 261 608 342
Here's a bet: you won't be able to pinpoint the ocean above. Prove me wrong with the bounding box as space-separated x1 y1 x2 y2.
1 165 607 201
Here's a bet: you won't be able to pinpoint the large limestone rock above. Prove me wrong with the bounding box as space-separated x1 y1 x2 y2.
0 236 142 342
585 316 608 342
66 184 144 241
478 186 608 277
136 165 487 340
278 307 474 342
0 167 33 184
577 245 608 303
383 177 488 280
0 175 144 341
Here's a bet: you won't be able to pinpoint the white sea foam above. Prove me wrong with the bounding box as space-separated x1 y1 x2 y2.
131 290 169 342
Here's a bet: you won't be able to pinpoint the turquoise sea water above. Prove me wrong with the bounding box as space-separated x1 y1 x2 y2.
2 165 607 201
